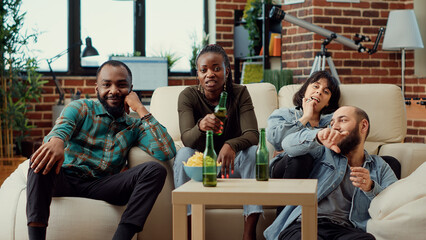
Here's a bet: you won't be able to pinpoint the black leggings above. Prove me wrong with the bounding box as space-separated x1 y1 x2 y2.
270 154 314 179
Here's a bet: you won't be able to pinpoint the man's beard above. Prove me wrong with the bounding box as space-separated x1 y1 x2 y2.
97 92 125 119
337 124 361 156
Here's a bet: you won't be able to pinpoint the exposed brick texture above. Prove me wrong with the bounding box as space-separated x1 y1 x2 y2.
25 76 197 140
217 0 425 143
22 0 425 146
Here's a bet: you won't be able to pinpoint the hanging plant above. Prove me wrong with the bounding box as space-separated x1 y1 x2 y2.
243 0 273 56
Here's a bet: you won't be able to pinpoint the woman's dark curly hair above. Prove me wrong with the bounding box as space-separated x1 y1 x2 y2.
293 71 340 114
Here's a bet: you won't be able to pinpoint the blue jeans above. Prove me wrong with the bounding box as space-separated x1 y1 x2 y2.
173 146 263 216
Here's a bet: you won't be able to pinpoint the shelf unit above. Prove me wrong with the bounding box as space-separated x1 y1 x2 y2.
234 4 282 84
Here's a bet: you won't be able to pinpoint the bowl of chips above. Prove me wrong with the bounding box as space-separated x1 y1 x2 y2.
183 152 221 182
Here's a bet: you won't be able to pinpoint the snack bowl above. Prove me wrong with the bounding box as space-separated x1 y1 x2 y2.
183 165 222 182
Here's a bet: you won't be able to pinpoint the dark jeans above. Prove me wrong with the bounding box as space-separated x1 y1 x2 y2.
26 161 167 232
278 219 375 240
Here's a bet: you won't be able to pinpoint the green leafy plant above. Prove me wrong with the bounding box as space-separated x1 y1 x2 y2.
189 31 209 74
243 0 273 56
0 0 47 157
159 50 181 71
263 69 293 92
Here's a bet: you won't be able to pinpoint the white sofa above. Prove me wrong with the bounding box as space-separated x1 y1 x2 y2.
1 82 425 240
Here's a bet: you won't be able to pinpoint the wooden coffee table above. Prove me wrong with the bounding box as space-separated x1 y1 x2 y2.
172 179 317 240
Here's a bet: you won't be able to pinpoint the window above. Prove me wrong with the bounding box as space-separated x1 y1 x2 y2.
146 0 204 72
81 0 133 68
21 0 67 71
20 0 207 75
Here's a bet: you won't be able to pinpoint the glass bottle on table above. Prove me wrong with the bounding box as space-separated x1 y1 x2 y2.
203 130 217 187
256 128 269 181
214 91 227 135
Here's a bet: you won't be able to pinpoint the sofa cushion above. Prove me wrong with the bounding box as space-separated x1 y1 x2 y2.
244 83 278 129
379 143 426 178
367 162 426 240
278 84 406 154
150 85 187 143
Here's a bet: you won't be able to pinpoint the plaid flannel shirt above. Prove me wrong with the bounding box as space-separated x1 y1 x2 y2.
45 99 176 179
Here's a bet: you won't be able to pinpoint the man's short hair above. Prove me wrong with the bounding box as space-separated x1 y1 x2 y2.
96 60 132 84
352 106 370 138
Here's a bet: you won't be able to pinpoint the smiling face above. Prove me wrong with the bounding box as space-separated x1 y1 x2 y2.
96 64 131 118
304 78 332 112
197 52 229 95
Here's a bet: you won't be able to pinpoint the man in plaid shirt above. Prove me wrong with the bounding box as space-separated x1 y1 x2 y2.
26 60 176 240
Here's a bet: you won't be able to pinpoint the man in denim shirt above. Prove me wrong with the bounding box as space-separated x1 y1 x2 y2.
264 106 397 240
26 60 176 240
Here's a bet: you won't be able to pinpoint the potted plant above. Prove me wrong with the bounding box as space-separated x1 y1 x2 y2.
159 50 181 72
189 32 209 76
0 0 47 160
189 43 199 76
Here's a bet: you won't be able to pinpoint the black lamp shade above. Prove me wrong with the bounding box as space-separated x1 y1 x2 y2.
82 37 99 57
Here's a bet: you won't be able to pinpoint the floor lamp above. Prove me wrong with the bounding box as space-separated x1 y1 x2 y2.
382 10 424 96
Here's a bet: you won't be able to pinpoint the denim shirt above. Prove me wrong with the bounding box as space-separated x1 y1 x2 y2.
266 107 332 166
266 107 332 151
263 128 398 240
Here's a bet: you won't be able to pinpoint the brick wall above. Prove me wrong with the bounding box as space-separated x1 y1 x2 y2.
25 0 425 145
215 0 425 143
27 76 197 140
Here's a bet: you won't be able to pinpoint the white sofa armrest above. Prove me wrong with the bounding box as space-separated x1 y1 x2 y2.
0 160 29 239
378 143 426 178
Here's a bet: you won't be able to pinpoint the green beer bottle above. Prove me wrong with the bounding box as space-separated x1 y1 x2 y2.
256 128 269 181
203 130 217 187
214 91 227 135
